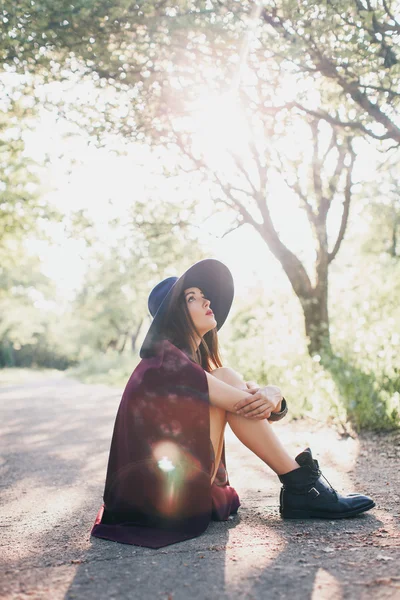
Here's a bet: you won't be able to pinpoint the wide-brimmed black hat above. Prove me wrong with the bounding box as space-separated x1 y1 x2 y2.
139 259 234 358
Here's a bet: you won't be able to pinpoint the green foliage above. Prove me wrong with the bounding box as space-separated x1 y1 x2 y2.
258 0 400 143
359 161 400 257
0 269 79 369
70 195 209 358
4 0 396 146
327 237 400 430
0 83 67 368
7 333 76 370
0 97 61 249
219 286 344 424
67 231 400 433
321 352 399 431
218 262 399 432
67 350 139 387
2 0 399 432
72 249 143 355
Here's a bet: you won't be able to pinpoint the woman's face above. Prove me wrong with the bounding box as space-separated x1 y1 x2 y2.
184 286 217 339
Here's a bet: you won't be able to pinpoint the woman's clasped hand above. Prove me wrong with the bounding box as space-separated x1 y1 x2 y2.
234 382 283 420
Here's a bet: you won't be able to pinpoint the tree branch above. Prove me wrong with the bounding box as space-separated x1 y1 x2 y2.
308 42 400 142
328 140 356 263
310 119 323 208
220 217 247 238
257 202 314 298
229 152 258 196
319 132 347 225
212 172 261 231
260 8 400 143
274 151 318 228
322 126 338 164
292 102 394 140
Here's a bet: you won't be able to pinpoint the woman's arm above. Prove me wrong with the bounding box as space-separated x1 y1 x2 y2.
205 371 254 413
244 381 282 414
205 372 287 420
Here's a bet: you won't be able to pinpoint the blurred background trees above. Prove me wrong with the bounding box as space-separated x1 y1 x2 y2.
1 0 399 429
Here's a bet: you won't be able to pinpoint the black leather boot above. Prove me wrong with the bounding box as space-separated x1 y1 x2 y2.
279 448 375 519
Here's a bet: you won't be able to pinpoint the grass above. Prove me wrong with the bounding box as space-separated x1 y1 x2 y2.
66 351 139 387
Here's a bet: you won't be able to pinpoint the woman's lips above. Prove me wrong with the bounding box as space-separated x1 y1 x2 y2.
206 310 213 316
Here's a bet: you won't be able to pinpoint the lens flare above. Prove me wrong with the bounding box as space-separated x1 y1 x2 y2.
151 440 185 516
157 456 175 472
151 440 206 518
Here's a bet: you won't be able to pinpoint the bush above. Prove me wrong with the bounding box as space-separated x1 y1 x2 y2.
67 350 139 387
220 278 400 432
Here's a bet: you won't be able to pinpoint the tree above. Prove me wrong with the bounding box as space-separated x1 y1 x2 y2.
273 118 356 354
360 159 400 257
259 0 400 145
168 100 356 355
0 246 58 366
0 96 60 248
3 1 398 357
2 1 399 144
73 196 208 356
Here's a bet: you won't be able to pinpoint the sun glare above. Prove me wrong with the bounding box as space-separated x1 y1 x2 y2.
21 68 360 301
185 89 319 274
189 91 251 160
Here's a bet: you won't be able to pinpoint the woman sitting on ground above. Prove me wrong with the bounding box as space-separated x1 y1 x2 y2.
91 259 375 549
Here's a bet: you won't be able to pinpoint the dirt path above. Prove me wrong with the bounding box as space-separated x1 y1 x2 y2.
1 376 399 600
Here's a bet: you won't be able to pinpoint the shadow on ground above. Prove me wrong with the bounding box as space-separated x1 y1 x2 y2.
1 376 399 599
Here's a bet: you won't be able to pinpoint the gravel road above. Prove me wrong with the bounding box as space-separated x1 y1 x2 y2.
1 375 399 600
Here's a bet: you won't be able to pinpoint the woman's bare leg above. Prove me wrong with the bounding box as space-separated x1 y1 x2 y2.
209 405 227 484
210 367 299 476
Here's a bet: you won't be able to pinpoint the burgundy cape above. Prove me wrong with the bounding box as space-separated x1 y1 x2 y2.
91 339 240 548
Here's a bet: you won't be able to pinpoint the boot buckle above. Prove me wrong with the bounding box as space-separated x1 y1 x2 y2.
308 487 320 498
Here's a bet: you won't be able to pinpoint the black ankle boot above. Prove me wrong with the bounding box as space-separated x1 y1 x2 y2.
279 448 375 519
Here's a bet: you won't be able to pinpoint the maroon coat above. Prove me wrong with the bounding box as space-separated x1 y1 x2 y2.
91 339 240 548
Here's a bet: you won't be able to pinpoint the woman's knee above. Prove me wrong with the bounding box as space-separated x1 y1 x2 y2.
210 366 247 390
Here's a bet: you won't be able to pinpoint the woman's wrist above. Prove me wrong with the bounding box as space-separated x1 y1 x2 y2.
268 397 288 421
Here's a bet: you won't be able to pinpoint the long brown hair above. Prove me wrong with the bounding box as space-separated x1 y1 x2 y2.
158 277 223 372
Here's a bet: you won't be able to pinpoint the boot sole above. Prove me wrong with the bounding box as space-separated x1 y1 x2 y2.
280 500 376 520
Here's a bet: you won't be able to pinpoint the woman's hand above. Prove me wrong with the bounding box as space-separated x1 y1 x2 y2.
234 384 283 420
244 380 259 392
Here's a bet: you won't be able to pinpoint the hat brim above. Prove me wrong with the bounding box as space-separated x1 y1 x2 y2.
139 259 234 358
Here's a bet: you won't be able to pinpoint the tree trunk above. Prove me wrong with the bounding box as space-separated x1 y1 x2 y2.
258 218 332 358
106 339 117 351
303 222 332 357
118 332 128 354
301 289 331 357
131 318 144 352
389 207 399 257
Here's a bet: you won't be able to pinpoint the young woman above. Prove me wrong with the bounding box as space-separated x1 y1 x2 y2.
91 259 375 549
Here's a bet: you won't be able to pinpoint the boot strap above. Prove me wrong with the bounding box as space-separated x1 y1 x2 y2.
281 484 319 496
282 480 337 500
